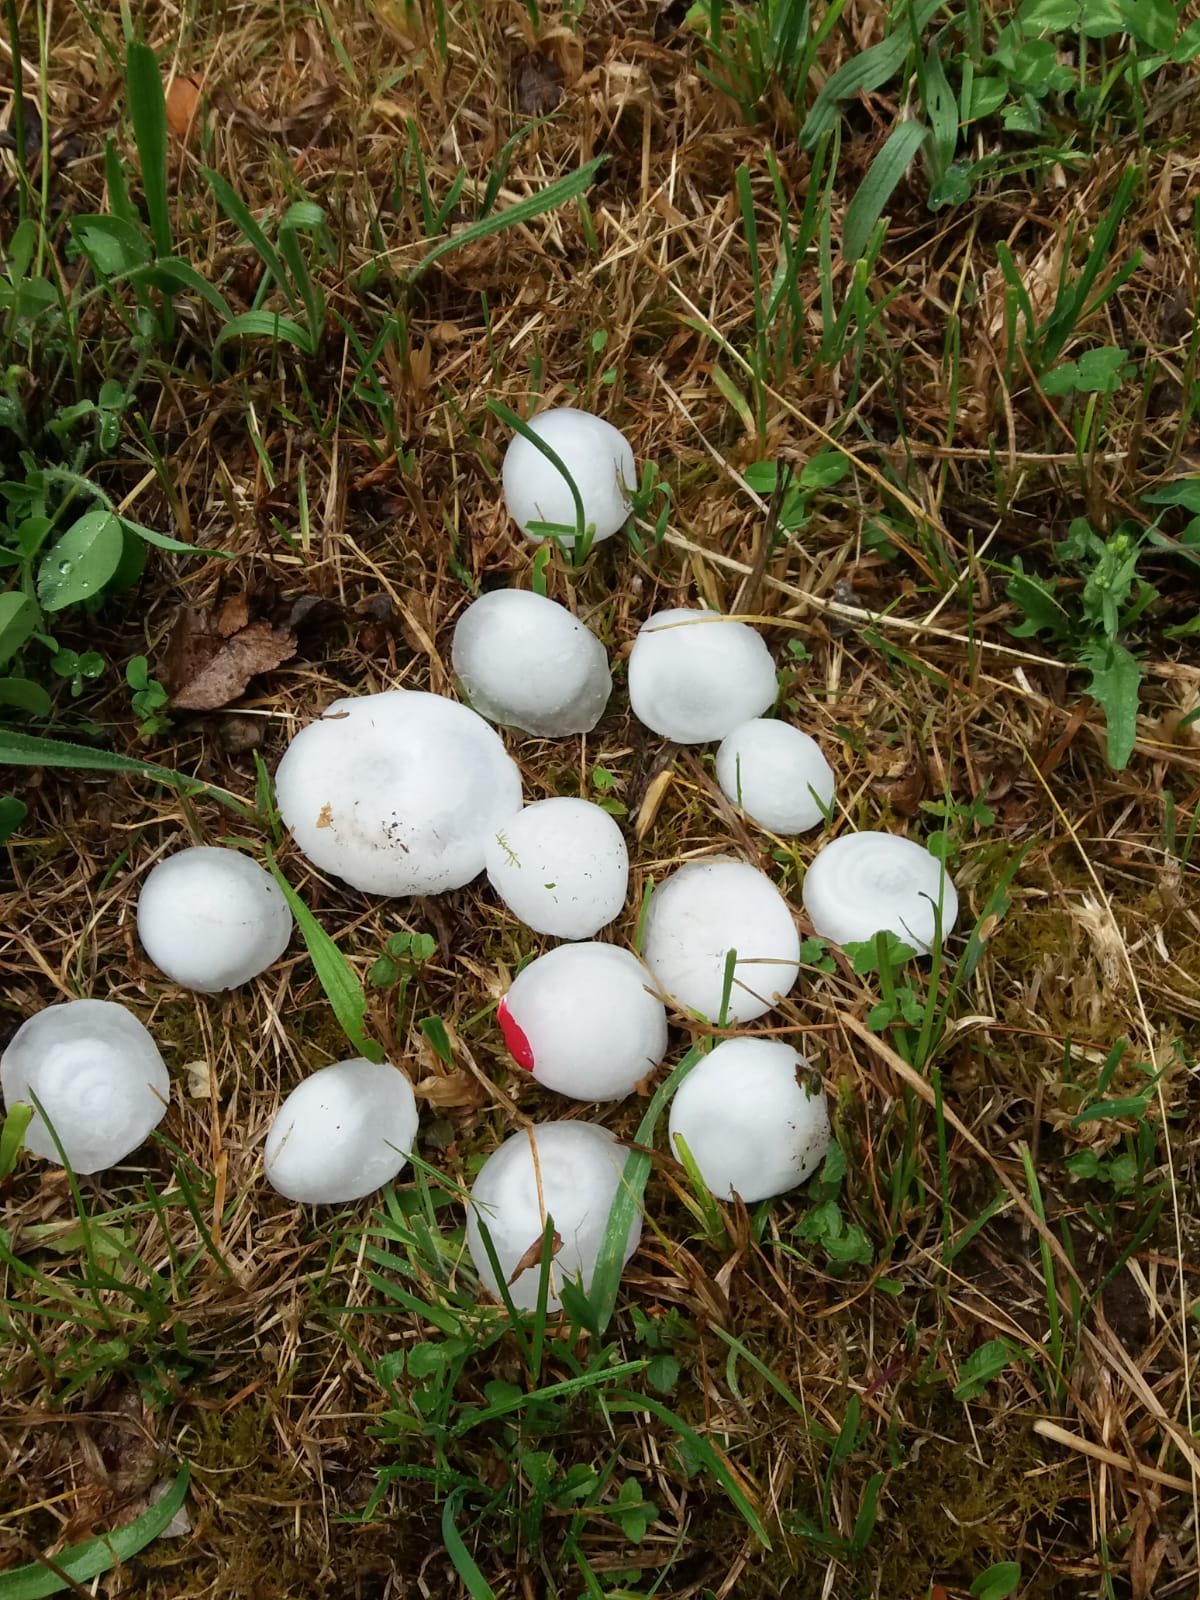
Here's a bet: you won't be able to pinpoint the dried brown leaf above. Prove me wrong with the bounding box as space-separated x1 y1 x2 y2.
508 1228 562 1285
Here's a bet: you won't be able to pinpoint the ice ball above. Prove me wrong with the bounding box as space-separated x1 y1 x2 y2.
465 1120 640 1312
641 857 800 1023
627 608 777 743
802 831 958 954
264 1057 419 1205
275 689 522 896
502 407 636 548
486 798 628 940
452 589 612 737
498 943 668 1101
715 719 835 834
137 845 292 992
0 998 169 1174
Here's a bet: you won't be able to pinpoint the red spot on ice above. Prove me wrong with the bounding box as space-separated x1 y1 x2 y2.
498 998 535 1071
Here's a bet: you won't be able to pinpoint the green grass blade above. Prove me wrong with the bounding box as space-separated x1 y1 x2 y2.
125 41 171 259
265 851 382 1062
799 0 941 149
410 156 607 282
843 120 928 260
0 1462 189 1599
0 1102 33 1181
202 168 298 313
213 312 316 356
0 732 257 818
441 1489 496 1599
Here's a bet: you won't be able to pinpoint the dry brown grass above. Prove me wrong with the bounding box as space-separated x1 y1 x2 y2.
3 0 1200 1596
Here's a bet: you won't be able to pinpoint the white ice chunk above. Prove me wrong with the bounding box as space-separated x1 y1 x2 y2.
716 718 835 835
1 998 169 1174
641 856 800 1023
627 608 777 743
486 798 628 940
502 406 636 548
275 690 522 896
452 589 611 737
498 943 668 1101
465 1120 639 1312
802 831 959 955
263 1057 419 1205
137 845 292 992
669 1037 831 1203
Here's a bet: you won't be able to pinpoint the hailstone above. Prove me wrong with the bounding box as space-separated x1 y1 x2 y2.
275 690 522 896
137 845 292 992
502 407 636 548
802 831 959 954
715 719 835 834
264 1057 419 1205
641 857 800 1023
498 943 668 1101
627 608 777 743
0 999 169 1174
452 589 611 737
465 1120 640 1312
668 1038 831 1203
486 798 628 940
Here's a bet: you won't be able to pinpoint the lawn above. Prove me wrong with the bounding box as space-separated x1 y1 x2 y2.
2 1 1200 1596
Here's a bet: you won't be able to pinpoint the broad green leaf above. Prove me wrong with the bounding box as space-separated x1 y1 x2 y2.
69 214 152 275
1074 345 1128 392
0 593 39 667
0 1462 189 1599
0 679 51 716
799 0 942 149
923 41 959 174
37 510 124 611
843 120 928 260
970 1561 1022 1600
1079 639 1142 770
141 259 235 322
799 451 850 490
265 852 382 1062
1143 476 1200 511
965 75 1009 121
126 41 172 259
954 1337 1022 1400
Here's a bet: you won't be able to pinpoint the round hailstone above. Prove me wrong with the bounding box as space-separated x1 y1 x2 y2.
263 1057 419 1205
627 608 777 743
802 831 959 954
641 857 800 1023
465 1120 639 1312
498 943 669 1101
668 1038 831 1203
502 406 636 548
275 690 522 896
0 999 169 1174
452 589 612 737
486 798 628 940
716 719 835 835
137 845 292 992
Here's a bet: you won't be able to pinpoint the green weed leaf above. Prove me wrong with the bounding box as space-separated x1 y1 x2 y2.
954 1338 1022 1400
843 120 928 260
0 594 40 667
1079 639 1141 770
799 0 942 148
37 510 124 612
970 1560 1022 1600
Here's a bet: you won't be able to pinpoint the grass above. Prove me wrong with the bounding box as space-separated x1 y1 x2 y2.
2 0 1200 1596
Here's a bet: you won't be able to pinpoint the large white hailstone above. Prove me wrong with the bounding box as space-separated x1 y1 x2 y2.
137 845 292 992
498 943 668 1101
668 1038 831 1203
263 1057 419 1205
502 406 636 548
465 1120 639 1312
802 831 959 955
275 690 522 896
641 857 800 1023
452 589 612 737
0 999 169 1174
486 798 628 940
627 608 777 743
716 719 835 835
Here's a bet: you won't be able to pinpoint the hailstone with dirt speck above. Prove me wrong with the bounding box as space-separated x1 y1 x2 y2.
137 845 292 992
627 608 777 743
498 943 668 1101
263 1057 419 1205
641 856 800 1023
0 999 170 1174
274 689 522 896
452 589 611 737
465 1120 640 1312
486 797 628 940
668 1037 830 1203
502 407 636 548
715 718 835 835
802 831 958 955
